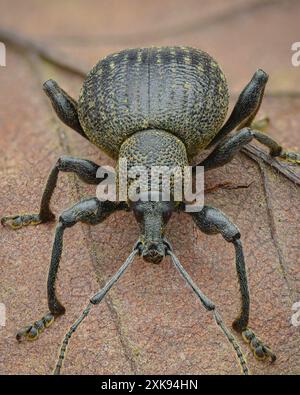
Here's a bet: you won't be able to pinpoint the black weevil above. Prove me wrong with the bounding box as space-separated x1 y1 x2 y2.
2 46 299 374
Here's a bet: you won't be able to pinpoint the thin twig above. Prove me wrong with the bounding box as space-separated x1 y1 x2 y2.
205 181 253 194
242 144 300 186
257 161 291 288
43 0 295 46
0 28 87 77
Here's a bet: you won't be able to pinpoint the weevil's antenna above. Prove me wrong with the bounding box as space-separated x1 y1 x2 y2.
167 249 249 375
54 246 140 375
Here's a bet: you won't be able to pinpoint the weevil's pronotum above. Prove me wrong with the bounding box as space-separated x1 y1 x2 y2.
2 46 300 375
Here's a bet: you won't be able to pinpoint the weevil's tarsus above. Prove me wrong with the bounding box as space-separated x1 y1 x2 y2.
278 150 300 164
167 249 249 376
54 247 139 375
242 328 276 363
1 213 44 229
16 312 54 342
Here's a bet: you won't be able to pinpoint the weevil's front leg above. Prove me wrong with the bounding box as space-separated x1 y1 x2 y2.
196 127 300 171
1 156 109 229
16 198 126 342
190 206 276 363
209 69 268 147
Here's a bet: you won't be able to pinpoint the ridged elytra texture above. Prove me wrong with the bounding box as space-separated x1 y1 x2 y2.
78 46 229 161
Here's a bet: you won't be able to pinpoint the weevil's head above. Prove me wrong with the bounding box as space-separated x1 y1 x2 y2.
130 192 174 264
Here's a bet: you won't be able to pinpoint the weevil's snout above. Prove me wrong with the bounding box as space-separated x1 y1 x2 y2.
131 192 174 264
141 242 166 264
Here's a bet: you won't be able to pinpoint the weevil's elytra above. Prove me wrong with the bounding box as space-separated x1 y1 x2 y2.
2 45 300 375
78 47 228 159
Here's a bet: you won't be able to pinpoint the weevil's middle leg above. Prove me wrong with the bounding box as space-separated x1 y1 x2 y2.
196 127 300 172
16 198 126 342
189 205 276 363
1 156 108 229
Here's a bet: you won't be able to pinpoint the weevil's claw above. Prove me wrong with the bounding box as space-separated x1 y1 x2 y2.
27 326 39 341
16 312 55 342
279 151 300 165
16 326 32 342
247 116 300 165
1 213 55 229
43 312 55 327
242 328 276 363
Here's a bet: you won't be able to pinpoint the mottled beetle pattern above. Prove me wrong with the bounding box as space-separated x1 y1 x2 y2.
2 46 300 375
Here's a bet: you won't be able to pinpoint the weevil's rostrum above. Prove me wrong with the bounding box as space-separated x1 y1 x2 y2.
2 45 300 375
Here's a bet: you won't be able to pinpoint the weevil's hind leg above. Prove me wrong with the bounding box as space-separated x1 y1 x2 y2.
196 127 300 171
43 79 87 140
1 156 108 229
208 69 268 147
205 67 300 165
189 206 276 363
16 198 126 342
